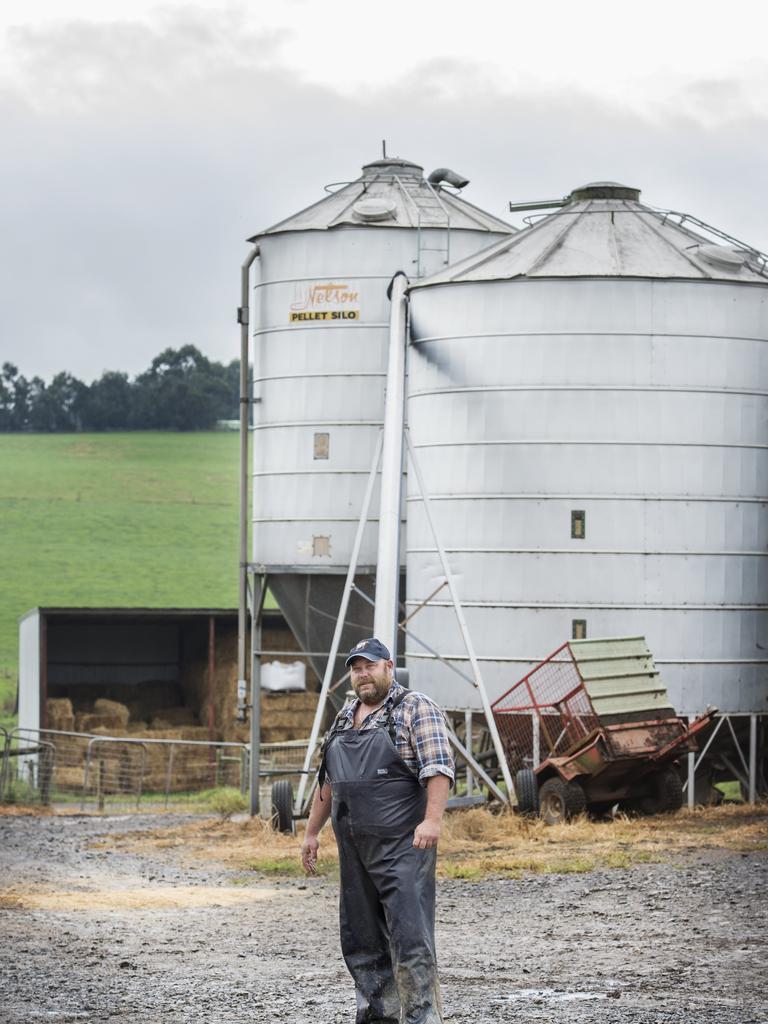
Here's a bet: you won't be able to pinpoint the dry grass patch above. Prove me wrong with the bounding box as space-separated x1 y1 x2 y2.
0 804 53 817
0 884 282 911
93 815 340 877
91 803 767 881
436 803 768 879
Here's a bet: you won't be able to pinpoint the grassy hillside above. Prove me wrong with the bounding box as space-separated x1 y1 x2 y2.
0 432 244 724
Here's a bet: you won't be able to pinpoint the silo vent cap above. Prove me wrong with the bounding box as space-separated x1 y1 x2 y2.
352 197 397 222
361 157 424 179
570 181 641 202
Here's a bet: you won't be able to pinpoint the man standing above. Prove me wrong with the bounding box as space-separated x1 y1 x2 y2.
301 637 454 1024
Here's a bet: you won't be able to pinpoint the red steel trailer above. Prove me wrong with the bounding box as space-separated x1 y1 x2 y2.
491 636 716 824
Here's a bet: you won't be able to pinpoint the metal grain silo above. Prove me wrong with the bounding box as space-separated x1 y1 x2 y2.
405 182 768 717
247 157 514 679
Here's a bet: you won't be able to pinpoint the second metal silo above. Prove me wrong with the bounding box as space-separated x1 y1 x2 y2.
405 182 768 719
247 156 514 684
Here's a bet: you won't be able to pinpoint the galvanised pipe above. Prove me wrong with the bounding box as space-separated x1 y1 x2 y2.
373 272 408 660
237 246 260 722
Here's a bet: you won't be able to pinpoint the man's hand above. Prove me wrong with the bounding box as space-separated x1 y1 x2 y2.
300 782 332 875
413 774 451 849
412 818 442 849
301 833 319 875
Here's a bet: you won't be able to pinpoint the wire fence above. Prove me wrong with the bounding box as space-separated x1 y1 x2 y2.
0 728 317 814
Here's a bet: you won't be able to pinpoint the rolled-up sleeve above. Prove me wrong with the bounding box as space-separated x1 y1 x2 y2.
407 696 455 784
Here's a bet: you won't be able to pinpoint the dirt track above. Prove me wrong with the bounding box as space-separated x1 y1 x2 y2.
1 812 767 1024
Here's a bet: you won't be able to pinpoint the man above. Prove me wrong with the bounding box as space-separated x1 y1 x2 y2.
301 637 454 1024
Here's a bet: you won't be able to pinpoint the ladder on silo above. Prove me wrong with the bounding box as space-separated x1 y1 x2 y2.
395 176 451 277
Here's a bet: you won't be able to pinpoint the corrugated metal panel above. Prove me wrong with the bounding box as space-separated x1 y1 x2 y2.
569 637 673 717
570 636 650 660
18 610 40 733
586 691 673 717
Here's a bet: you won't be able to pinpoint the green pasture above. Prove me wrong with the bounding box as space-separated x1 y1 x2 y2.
0 432 249 726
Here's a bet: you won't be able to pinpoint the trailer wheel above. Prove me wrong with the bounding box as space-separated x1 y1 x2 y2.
638 766 683 815
271 779 295 835
515 769 539 815
538 778 586 825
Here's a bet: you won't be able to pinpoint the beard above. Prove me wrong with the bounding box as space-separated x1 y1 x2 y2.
355 679 390 705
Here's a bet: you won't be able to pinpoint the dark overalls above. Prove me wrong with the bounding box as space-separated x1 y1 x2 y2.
320 696 443 1024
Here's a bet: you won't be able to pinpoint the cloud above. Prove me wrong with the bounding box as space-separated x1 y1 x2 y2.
1 12 766 381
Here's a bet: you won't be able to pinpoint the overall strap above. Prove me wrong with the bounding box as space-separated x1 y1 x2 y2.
318 690 409 790
317 710 348 793
381 689 409 745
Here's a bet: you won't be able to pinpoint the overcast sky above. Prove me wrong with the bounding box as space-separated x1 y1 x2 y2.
2 0 767 381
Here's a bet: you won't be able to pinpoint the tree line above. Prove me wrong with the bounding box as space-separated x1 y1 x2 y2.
0 346 240 432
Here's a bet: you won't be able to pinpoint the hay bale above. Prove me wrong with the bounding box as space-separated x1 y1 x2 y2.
261 725 300 743
54 765 86 791
46 698 75 731
259 691 317 738
150 707 197 729
178 726 211 741
126 680 184 723
75 712 130 734
93 699 130 727
261 691 316 713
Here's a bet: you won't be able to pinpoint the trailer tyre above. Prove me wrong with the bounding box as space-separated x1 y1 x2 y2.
661 766 684 811
271 779 295 835
638 766 684 815
515 769 539 815
538 777 587 825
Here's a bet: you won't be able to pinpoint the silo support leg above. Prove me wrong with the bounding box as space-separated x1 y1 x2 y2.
249 573 267 818
405 429 515 804
687 716 696 810
294 431 385 818
725 716 751 796
748 714 757 804
446 728 506 803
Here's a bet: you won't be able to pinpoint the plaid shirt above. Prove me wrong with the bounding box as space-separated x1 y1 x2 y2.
331 680 455 785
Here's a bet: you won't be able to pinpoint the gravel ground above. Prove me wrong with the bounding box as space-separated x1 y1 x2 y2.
1 812 767 1024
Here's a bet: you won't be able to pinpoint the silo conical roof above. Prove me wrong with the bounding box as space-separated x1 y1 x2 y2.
248 157 515 239
410 181 768 286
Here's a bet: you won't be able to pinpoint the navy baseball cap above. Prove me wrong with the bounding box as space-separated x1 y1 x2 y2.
345 637 391 667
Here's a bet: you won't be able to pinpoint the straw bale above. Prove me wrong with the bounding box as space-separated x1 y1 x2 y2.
183 657 209 716
75 712 128 734
230 723 250 745
54 765 86 790
89 725 129 738
126 680 184 723
128 727 183 740
261 691 316 713
93 699 130 727
150 707 197 729
46 698 75 732
50 735 87 772
261 725 300 743
259 709 311 730
178 726 211 741
212 628 238 740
